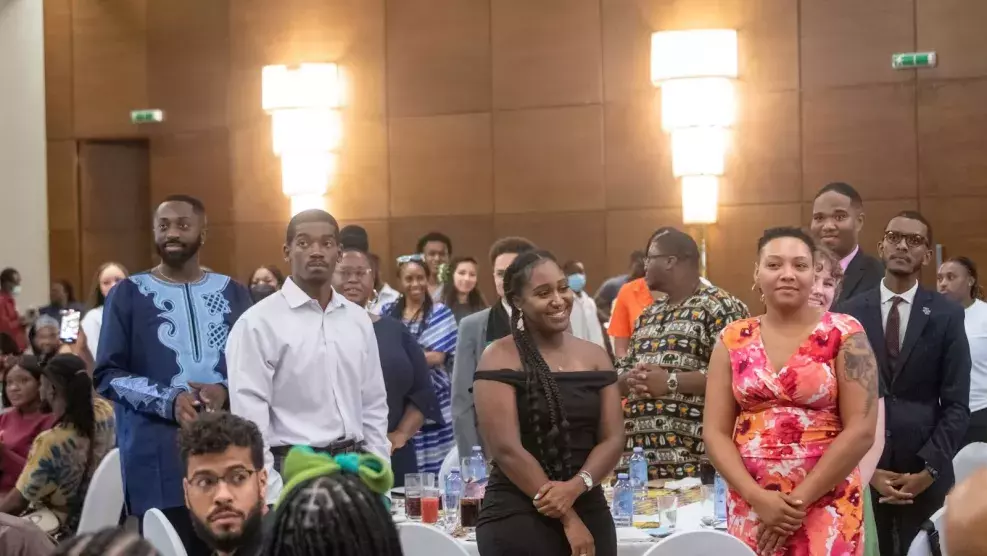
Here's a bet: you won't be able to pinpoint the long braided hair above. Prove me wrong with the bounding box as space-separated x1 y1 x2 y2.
386 257 434 340
54 527 161 556
265 473 403 556
503 250 573 480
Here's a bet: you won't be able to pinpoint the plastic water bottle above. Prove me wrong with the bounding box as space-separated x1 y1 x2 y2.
628 447 648 509
713 472 728 523
444 468 463 528
612 473 633 527
470 446 487 482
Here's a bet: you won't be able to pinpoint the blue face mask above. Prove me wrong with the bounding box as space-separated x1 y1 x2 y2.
567 273 587 293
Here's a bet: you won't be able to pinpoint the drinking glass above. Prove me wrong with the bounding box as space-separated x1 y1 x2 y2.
658 494 678 530
405 473 423 521
700 484 715 517
422 486 441 524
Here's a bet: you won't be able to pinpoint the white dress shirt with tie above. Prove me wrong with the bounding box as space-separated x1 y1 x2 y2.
226 277 390 502
879 278 918 347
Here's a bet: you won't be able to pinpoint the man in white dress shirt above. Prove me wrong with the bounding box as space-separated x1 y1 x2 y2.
226 209 389 502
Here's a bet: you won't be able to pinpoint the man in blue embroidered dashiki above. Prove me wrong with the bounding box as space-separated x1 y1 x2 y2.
94 195 252 556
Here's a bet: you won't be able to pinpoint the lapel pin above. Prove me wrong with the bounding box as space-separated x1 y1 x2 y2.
922 307 931 316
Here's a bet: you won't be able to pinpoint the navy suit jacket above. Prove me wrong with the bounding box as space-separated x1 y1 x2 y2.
840 285 971 481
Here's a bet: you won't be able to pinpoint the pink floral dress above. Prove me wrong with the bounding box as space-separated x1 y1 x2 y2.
722 312 865 556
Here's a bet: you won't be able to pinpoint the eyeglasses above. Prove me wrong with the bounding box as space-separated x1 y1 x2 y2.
188 468 256 495
883 231 928 248
334 268 373 280
644 254 675 264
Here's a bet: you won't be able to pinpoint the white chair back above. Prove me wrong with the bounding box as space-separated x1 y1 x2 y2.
643 530 757 556
953 442 987 485
906 506 947 556
143 508 189 556
438 446 460 486
76 448 124 534
398 522 470 556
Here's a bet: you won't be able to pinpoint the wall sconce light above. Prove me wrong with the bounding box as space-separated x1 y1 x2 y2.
652 29 738 276
262 63 343 216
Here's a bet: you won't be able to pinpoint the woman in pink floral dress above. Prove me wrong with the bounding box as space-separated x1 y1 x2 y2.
703 228 880 555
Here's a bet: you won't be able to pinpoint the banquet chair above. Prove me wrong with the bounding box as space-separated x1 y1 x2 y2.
398 522 470 556
76 448 124 534
952 442 987 485
643 530 756 555
906 506 947 556
143 508 189 556
439 446 460 485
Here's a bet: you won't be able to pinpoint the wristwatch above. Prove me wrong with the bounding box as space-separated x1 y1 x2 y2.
667 372 679 394
577 470 594 492
924 462 939 481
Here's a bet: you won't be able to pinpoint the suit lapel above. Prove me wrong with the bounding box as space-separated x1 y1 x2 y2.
897 287 932 372
859 290 893 388
839 250 866 302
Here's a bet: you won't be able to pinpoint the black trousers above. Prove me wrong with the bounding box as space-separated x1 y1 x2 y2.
872 480 949 556
962 408 987 445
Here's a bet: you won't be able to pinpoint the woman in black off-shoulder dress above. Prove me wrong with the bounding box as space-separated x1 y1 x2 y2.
473 250 624 556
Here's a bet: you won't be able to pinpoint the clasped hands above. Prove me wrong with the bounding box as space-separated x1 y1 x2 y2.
532 478 586 518
750 489 806 556
871 468 932 505
623 363 671 398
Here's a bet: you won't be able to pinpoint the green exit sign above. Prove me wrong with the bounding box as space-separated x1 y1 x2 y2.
892 52 937 70
130 109 165 124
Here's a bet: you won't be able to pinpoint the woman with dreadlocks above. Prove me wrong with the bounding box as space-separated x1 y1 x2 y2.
473 250 624 556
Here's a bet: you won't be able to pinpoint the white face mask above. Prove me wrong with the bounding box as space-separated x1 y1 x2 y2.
11 285 21 297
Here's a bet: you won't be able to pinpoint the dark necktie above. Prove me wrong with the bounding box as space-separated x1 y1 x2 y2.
886 296 904 362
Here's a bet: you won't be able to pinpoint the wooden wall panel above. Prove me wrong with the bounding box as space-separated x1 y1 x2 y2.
494 106 605 214
327 117 390 221
49 230 81 293
492 0 603 109
232 223 290 286
149 130 233 224
47 141 78 233
72 0 147 138
199 224 236 277
802 84 918 200
146 0 230 134
388 215 496 296
800 0 914 91
229 120 287 224
44 0 74 140
916 0 987 81
604 208 683 276
917 79 987 198
385 0 491 117
603 93 675 210
389 113 493 217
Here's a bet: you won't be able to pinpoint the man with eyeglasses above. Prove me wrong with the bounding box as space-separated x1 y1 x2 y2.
842 211 971 555
227 209 389 504
180 412 268 556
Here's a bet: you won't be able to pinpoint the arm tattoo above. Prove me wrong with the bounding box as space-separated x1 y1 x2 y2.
840 332 879 415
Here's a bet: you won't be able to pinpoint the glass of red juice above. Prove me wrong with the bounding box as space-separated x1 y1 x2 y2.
405 473 423 521
422 486 441 524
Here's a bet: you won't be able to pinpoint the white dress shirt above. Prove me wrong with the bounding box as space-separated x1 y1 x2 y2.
227 277 390 502
81 305 103 360
879 278 918 348
569 291 606 348
965 299 987 412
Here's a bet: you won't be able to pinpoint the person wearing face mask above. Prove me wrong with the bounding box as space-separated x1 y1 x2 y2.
247 265 285 303
442 256 487 324
705 227 878 555
937 256 987 446
0 268 26 353
562 260 606 349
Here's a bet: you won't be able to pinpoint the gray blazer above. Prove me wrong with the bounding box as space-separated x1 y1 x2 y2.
451 307 490 457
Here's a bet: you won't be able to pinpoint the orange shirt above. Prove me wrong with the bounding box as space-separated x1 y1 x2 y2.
607 278 657 339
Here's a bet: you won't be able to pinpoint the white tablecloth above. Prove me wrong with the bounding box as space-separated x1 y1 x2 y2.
457 502 708 556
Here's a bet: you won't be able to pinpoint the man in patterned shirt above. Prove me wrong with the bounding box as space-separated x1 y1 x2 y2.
617 228 749 480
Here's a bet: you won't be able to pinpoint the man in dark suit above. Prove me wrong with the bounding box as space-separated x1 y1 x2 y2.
842 211 971 555
810 182 885 304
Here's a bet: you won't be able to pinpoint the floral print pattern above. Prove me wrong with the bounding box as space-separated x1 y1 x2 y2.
722 312 865 556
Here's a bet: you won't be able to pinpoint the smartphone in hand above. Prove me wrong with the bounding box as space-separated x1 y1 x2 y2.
59 310 81 344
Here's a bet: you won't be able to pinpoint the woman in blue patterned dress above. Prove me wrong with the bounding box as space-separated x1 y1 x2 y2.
382 255 457 474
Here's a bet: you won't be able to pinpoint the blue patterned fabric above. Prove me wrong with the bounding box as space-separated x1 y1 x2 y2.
380 301 458 474
94 272 252 514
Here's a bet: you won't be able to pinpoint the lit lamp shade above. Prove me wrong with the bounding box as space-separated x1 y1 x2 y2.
660 77 735 131
262 63 342 111
290 195 328 216
280 151 338 197
671 127 728 177
271 109 343 155
681 176 719 224
651 29 738 84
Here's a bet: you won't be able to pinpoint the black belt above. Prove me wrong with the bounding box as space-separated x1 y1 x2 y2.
271 438 366 473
